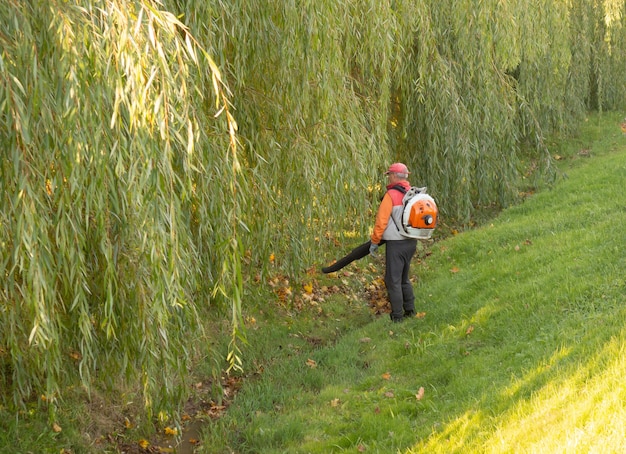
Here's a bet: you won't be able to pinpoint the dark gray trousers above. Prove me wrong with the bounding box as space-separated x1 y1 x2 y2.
385 239 417 320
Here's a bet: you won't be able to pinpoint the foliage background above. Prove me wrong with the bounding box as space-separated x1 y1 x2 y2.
1 0 625 416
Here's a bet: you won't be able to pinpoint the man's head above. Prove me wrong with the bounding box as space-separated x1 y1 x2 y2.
385 162 410 180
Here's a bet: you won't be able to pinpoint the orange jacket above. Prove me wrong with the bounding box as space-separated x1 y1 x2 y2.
370 181 411 244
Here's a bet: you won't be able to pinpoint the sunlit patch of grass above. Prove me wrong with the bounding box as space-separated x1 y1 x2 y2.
412 332 626 453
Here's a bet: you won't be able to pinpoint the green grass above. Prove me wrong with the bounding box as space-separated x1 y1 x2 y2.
200 112 626 453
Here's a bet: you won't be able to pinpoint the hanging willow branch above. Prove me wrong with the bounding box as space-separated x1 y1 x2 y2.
0 0 241 415
203 53 246 374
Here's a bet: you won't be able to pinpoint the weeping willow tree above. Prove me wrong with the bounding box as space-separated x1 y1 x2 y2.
176 0 626 271
2 0 626 417
0 0 241 416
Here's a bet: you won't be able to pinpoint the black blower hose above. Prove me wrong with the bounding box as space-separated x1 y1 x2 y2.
321 240 385 274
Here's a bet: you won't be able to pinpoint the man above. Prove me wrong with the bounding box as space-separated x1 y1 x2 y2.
369 163 417 322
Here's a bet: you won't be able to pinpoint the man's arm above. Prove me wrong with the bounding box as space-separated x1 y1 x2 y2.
370 193 393 244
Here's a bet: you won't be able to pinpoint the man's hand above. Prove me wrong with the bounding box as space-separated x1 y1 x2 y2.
369 242 379 256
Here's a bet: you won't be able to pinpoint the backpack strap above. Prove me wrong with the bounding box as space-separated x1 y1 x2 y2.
391 184 407 195
389 184 407 232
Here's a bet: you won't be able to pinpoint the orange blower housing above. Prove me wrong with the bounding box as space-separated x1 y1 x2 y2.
402 193 438 239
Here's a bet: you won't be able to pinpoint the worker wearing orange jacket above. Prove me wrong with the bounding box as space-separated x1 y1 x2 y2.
370 163 418 322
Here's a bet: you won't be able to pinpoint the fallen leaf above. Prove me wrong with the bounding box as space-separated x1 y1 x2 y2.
124 417 132 429
466 325 474 335
358 444 367 452
381 372 391 380
189 438 200 445
208 403 227 418
384 391 395 398
416 386 425 400
138 439 150 449
306 358 317 368
450 267 460 273
303 282 313 294
330 398 340 407
302 292 314 302
416 312 426 319
164 426 178 436
269 253 275 263
52 422 62 433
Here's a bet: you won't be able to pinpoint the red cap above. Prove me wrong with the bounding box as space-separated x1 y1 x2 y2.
385 162 410 175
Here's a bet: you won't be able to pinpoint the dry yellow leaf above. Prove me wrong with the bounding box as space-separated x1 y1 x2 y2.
381 372 391 380
138 439 150 449
52 422 62 433
306 358 317 368
303 282 313 294
416 386 425 401
164 426 178 436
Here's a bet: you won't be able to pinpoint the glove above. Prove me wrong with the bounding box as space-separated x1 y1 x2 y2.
369 243 379 256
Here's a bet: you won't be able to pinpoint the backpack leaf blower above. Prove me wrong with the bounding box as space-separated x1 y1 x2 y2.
322 187 438 273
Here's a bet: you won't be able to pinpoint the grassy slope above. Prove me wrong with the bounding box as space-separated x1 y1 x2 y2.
202 112 626 453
